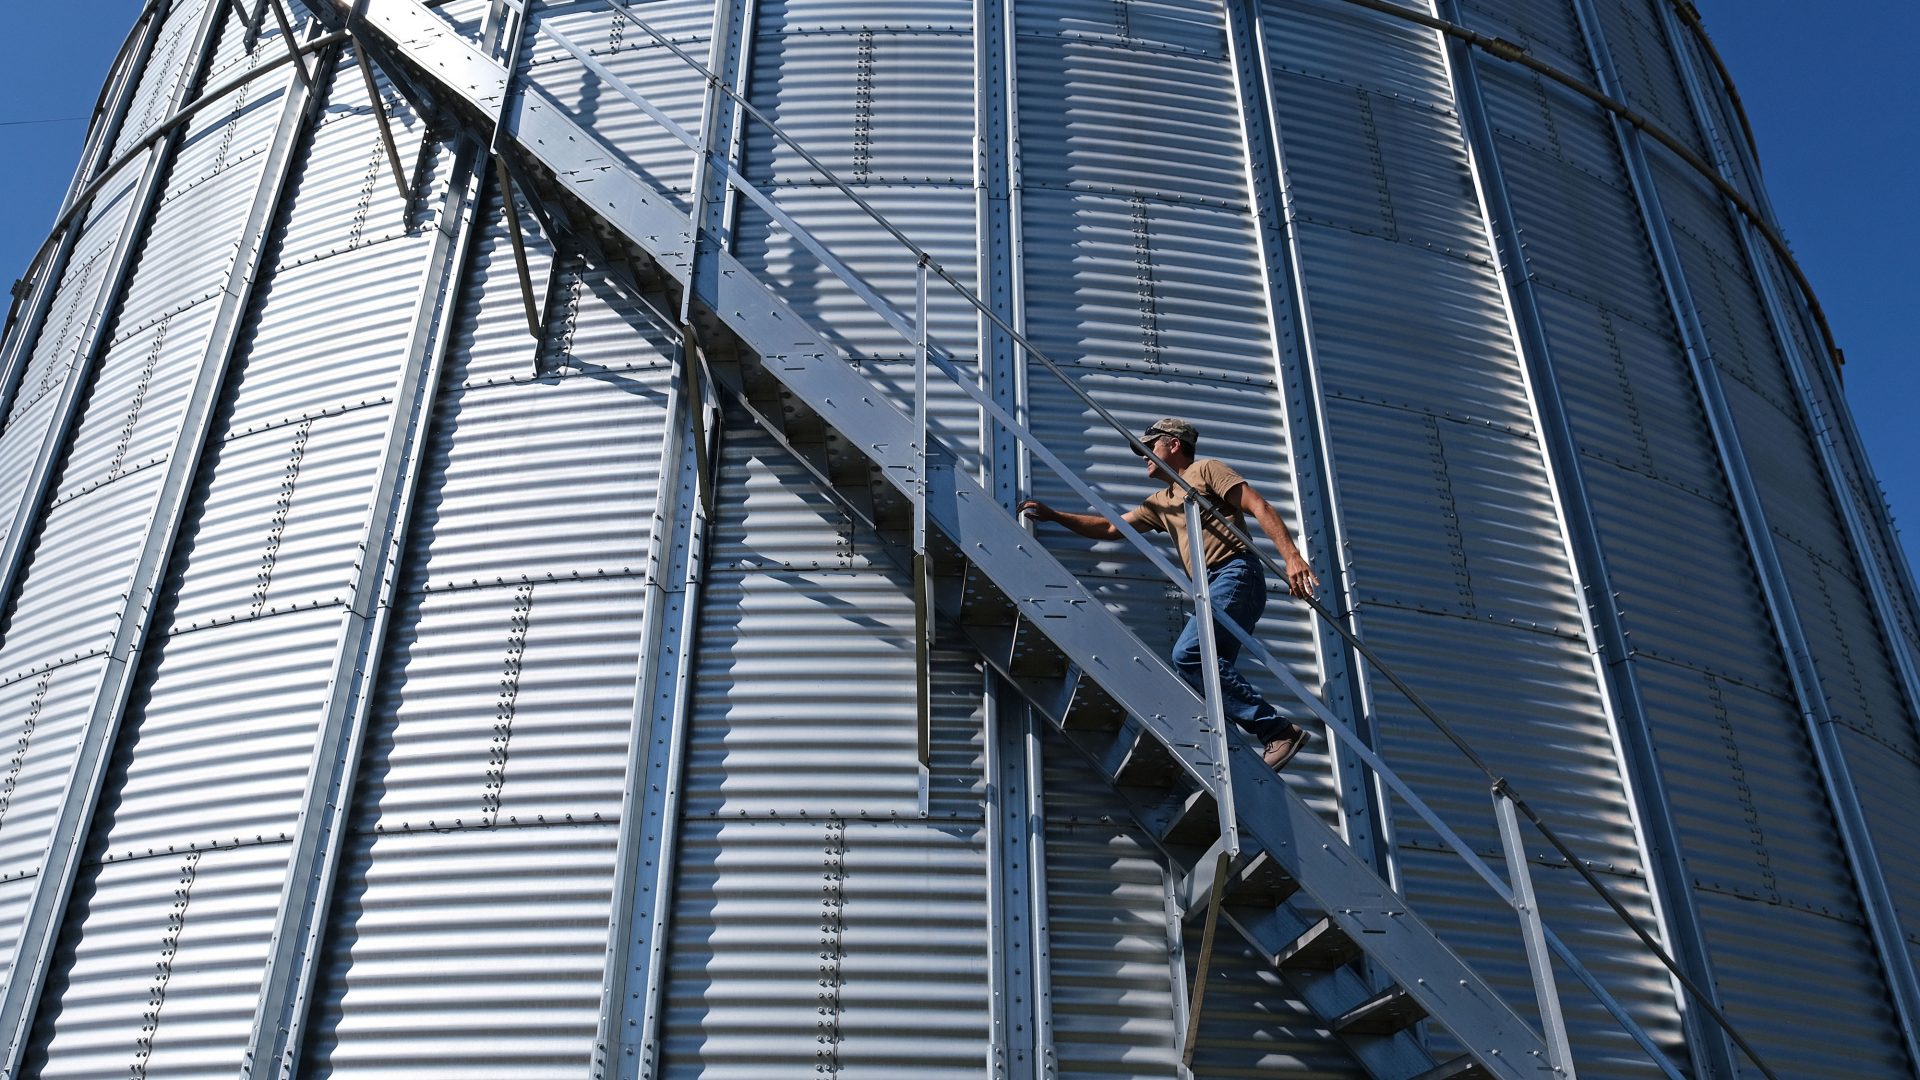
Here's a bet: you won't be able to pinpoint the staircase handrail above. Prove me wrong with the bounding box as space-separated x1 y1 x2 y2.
507 5 1774 1075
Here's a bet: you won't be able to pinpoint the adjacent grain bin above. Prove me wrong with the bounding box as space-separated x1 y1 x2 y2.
0 0 1915 1077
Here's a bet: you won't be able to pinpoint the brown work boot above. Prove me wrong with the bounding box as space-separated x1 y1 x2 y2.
1262 725 1311 772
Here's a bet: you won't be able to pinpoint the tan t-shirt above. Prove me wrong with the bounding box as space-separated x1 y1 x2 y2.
1133 458 1252 572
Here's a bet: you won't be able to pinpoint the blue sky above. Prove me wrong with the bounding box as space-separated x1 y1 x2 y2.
1 2 1914 576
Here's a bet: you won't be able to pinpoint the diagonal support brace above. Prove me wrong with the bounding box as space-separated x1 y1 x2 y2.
265 0 312 87
351 36 413 202
491 155 542 339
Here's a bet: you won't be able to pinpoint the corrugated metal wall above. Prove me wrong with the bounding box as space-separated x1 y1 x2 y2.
2 0 1917 1077
659 420 991 1076
1251 1 1681 1071
16 7 475 1069
1456 0 1915 1074
299 148 680 1072
1011 0 1329 811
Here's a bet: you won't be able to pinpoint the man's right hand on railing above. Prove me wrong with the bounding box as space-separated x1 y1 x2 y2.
1018 498 1130 541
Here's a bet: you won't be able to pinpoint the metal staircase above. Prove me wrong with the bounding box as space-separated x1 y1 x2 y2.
308 3 1746 1077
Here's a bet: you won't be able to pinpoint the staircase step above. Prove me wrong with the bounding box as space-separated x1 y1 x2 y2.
1411 1056 1492 1080
1009 615 1068 677
1334 987 1430 1037
1222 851 1301 910
1004 668 1076 723
948 564 1015 627
1156 787 1220 848
1058 673 1125 732
1109 728 1182 790
1275 917 1361 972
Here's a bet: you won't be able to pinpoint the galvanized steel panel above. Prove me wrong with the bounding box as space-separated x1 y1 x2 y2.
1490 129 1670 331
108 0 212 158
199 0 290 90
1580 459 1784 690
658 818 988 1079
683 424 937 819
439 183 557 390
1841 724 1920 980
0 467 160 679
93 609 342 859
732 186 979 364
112 137 283 340
0 657 113 881
706 432 879 574
743 23 972 186
52 301 220 506
684 567 923 816
220 250 434 437
1653 167 1795 412
303 824 620 1079
0 875 33 990
1396 844 1675 1078
528 0 714 211
6 186 140 430
1583 0 1704 156
268 54 442 275
164 404 392 630
1019 191 1279 385
1695 888 1908 1080
27 842 289 1080
693 424 986 815
1262 0 1455 106
1529 283 1721 500
406 373 669 590
1630 658 1839 903
1040 727 1180 1078
1770 504 1916 753
166 28 296 200
1454 0 1593 78
354 576 646 832
1265 66 1484 257
1327 397 1585 632
756 0 971 31
1474 70 1622 194
1296 225 1534 432
0 187 140 562
1363 610 1636 866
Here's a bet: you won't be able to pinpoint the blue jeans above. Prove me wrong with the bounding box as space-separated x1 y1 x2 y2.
1172 556 1291 744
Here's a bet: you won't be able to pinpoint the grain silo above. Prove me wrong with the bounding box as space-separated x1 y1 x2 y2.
0 0 1915 1076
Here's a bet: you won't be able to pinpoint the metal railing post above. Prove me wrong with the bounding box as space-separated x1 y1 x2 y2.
1182 500 1237 854
1493 783 1577 1079
1178 499 1237 1069
913 257 932 813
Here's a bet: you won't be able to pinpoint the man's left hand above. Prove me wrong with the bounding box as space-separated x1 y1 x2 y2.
1284 557 1320 600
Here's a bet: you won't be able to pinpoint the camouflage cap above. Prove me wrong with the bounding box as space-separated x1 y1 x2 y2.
1134 417 1198 455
